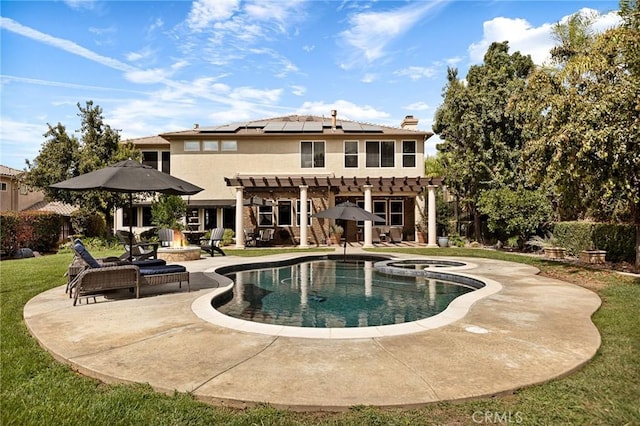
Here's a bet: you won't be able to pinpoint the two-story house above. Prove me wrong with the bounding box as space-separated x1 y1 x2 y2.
119 111 443 248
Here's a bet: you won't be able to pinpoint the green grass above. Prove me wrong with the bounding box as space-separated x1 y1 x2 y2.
1 248 638 425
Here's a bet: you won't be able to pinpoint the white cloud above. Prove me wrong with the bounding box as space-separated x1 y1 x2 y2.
302 44 315 53
290 85 306 96
404 102 430 111
186 0 240 32
468 8 622 65
297 100 390 123
394 66 437 81
338 1 446 68
361 73 377 83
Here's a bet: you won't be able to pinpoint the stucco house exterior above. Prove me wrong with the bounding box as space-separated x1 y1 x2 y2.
119 111 443 248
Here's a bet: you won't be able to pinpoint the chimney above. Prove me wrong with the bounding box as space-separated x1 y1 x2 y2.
400 115 419 130
193 123 199 129
331 109 337 129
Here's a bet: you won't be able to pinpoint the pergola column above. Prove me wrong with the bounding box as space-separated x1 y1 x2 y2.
299 185 309 248
427 185 438 248
363 185 373 248
234 186 245 249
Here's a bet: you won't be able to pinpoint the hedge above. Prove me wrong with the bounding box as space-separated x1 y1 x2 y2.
0 211 62 256
553 221 636 262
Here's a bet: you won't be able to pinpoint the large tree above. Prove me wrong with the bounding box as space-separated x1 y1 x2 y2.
433 42 534 241
26 101 139 236
511 2 640 267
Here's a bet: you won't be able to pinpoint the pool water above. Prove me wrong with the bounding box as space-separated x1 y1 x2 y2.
216 259 475 328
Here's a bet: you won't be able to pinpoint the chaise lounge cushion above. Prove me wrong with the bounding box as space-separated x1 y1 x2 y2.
74 241 101 268
138 264 187 276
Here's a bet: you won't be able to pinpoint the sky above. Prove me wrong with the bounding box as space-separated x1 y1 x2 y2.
0 0 621 170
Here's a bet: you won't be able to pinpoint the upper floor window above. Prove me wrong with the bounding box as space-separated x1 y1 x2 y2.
402 141 416 167
184 141 200 151
344 141 358 168
0 182 7 191
301 141 325 168
203 141 219 151
221 140 237 151
366 141 395 167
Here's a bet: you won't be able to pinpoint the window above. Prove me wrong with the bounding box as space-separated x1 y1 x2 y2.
366 141 394 167
0 182 6 191
402 141 416 167
344 141 358 168
203 141 219 151
122 207 138 227
258 205 273 227
184 141 200 151
301 141 325 168
221 140 237 151
373 200 387 225
277 200 293 226
142 151 158 169
142 207 153 227
161 151 171 174
389 200 404 226
295 199 312 226
204 208 218 229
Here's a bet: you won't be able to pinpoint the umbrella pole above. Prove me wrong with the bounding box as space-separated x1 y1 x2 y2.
128 193 133 262
343 238 347 262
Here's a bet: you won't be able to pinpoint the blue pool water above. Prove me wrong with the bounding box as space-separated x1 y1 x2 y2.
216 259 475 328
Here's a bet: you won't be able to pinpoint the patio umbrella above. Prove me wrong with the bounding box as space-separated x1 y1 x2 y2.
51 159 204 260
313 201 385 258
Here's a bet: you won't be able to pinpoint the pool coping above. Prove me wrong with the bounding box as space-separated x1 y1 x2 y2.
191 256 502 339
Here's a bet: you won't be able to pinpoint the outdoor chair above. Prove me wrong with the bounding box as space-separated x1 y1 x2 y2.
116 230 159 260
70 239 189 306
388 227 403 243
371 226 383 244
256 228 275 246
158 228 174 247
244 228 258 247
200 227 226 256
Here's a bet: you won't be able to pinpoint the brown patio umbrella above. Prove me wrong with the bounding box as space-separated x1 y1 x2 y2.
313 201 385 258
51 159 203 260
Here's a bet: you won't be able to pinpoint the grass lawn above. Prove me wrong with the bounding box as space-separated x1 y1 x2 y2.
1 247 638 425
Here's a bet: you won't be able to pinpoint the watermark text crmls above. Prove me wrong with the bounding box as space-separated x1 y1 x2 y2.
472 411 524 424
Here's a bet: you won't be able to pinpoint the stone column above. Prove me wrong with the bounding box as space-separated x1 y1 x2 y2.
427 185 438 248
299 185 309 248
363 185 373 248
235 186 245 249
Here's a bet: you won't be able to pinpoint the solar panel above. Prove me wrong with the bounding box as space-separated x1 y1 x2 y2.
283 122 304 132
302 121 322 132
361 124 384 132
341 121 363 132
199 123 242 133
263 122 286 132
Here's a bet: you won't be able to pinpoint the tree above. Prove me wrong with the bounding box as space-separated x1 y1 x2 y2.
25 101 139 237
151 195 187 230
511 2 640 268
433 42 534 241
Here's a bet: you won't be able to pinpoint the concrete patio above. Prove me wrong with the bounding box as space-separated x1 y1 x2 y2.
23 249 601 411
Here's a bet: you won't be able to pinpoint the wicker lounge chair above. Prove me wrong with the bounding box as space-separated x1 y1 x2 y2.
200 228 226 256
388 227 403 243
70 240 189 306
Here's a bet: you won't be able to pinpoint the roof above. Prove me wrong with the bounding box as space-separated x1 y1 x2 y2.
0 165 24 178
122 135 169 146
24 200 78 216
160 115 433 138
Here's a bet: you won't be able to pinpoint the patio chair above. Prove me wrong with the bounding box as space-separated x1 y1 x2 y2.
158 228 174 247
256 228 275 247
388 227 403 243
70 240 189 306
200 227 226 256
244 227 258 247
371 226 383 244
116 230 159 260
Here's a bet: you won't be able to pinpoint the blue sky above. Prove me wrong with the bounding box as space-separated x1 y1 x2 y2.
1 0 620 170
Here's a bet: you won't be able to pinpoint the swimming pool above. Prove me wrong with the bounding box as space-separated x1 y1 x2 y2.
214 257 478 328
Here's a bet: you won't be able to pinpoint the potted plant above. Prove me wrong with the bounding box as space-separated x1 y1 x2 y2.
329 223 343 245
579 242 607 264
526 233 566 259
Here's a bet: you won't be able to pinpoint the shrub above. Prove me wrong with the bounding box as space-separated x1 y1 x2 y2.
553 221 635 262
222 228 235 246
70 209 106 237
553 222 594 256
0 212 20 257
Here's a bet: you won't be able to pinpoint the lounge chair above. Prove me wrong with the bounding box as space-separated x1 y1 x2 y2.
200 227 226 256
70 240 189 306
371 226 383 244
116 230 159 260
388 227 403 243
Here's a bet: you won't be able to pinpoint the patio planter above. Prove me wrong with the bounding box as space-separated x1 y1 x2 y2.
579 250 607 264
438 236 449 248
544 247 566 259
